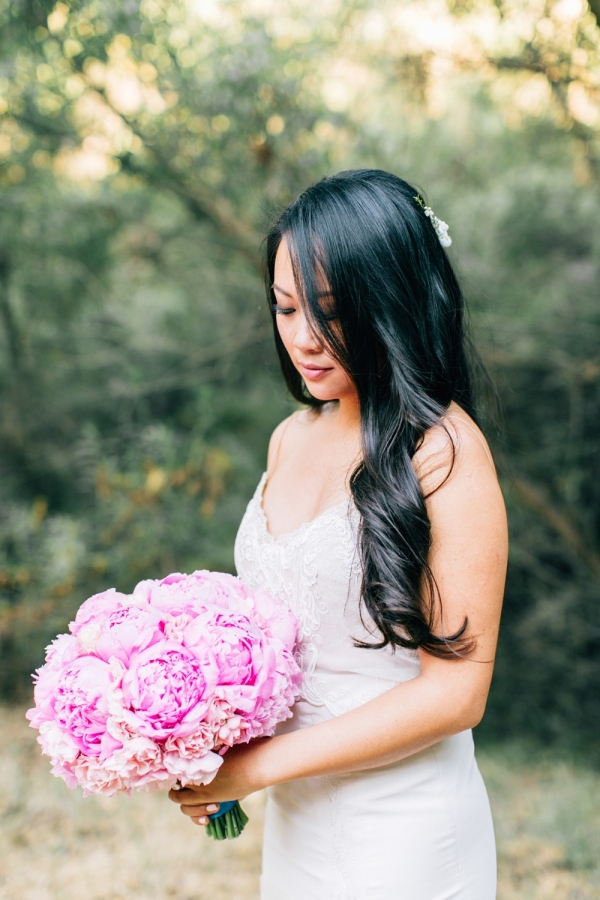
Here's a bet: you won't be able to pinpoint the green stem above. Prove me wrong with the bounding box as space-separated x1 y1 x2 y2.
204 800 249 840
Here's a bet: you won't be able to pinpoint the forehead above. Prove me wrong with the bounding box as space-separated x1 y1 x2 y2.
273 235 331 300
273 236 296 295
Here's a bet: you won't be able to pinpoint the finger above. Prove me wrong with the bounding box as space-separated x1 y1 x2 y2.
179 803 220 818
181 806 209 826
168 787 208 804
179 803 220 825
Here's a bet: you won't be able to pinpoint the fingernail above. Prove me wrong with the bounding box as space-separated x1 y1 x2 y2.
206 804 219 812
197 816 208 825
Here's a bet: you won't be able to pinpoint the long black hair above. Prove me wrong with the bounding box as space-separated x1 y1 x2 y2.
266 169 481 657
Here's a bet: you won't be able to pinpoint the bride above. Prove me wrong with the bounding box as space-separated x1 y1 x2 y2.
170 169 508 899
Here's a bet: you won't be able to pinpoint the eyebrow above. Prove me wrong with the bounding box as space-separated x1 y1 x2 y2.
272 283 333 298
272 283 295 298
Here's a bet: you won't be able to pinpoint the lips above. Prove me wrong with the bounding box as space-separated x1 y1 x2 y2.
298 362 333 381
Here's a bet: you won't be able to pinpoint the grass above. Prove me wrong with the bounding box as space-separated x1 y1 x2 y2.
478 744 600 899
1 707 598 899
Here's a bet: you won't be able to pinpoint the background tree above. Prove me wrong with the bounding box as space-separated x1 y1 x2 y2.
0 0 598 756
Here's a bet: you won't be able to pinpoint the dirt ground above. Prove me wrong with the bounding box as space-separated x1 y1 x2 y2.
1 707 598 900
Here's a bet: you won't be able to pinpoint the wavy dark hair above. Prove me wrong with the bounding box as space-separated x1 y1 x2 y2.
265 169 483 657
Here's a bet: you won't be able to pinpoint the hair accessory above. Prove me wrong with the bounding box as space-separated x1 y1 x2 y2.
414 195 452 248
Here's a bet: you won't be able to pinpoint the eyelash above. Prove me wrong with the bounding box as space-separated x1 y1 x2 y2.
272 303 294 316
271 303 339 323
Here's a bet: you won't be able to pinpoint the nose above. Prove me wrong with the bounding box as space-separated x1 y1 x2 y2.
292 308 322 354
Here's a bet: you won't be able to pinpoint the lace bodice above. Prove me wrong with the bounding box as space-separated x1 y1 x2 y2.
234 473 420 720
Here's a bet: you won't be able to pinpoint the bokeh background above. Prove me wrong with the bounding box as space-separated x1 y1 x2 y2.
0 0 599 897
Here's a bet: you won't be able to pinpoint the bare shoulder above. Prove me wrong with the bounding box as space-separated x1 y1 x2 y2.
415 404 508 665
412 402 498 498
266 407 316 473
413 403 508 584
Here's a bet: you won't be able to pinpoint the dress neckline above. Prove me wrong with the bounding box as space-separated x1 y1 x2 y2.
255 471 355 544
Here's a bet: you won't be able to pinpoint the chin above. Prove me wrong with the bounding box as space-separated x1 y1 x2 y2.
302 378 353 404
305 387 338 402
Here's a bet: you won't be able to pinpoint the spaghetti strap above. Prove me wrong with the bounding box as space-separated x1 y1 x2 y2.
445 414 496 471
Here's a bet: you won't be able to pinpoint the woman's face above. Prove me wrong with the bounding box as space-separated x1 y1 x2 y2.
273 237 357 404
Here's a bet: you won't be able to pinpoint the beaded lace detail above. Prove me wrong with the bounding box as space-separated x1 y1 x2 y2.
234 473 362 708
234 473 420 717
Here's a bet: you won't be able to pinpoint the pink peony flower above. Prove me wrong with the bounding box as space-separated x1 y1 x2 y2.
137 570 250 618
250 587 298 651
92 603 165 664
162 746 223 785
163 721 215 758
71 754 130 797
27 569 302 804
43 632 81 669
184 609 262 685
37 719 80 766
120 641 217 741
101 736 172 790
70 588 131 633
52 656 116 756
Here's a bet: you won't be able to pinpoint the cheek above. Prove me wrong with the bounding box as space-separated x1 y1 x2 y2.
276 316 295 351
331 366 355 393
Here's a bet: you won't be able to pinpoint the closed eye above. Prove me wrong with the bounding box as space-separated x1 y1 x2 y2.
272 303 295 316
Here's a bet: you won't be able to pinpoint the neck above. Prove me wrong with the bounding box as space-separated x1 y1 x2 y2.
330 394 361 432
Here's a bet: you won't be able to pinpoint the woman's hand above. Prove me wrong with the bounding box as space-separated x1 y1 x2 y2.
168 740 269 826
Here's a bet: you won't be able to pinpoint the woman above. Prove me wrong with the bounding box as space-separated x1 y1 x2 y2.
170 169 508 899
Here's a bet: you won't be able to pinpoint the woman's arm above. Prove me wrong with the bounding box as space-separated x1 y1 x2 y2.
170 414 508 819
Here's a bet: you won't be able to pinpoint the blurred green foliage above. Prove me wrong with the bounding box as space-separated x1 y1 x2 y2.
0 0 599 756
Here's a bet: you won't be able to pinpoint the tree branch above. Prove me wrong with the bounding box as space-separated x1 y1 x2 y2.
488 56 550 76
87 80 265 274
16 86 265 274
0 253 23 373
117 151 264 275
507 469 600 585
588 0 600 25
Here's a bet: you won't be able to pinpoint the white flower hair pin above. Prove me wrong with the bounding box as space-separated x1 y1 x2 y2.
414 195 452 248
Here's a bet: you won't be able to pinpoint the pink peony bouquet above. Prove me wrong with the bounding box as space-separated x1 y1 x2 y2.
26 570 302 839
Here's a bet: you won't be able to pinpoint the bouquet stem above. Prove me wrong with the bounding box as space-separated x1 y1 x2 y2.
205 800 249 840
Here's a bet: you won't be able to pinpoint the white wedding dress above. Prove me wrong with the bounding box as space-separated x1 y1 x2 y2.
234 472 497 900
